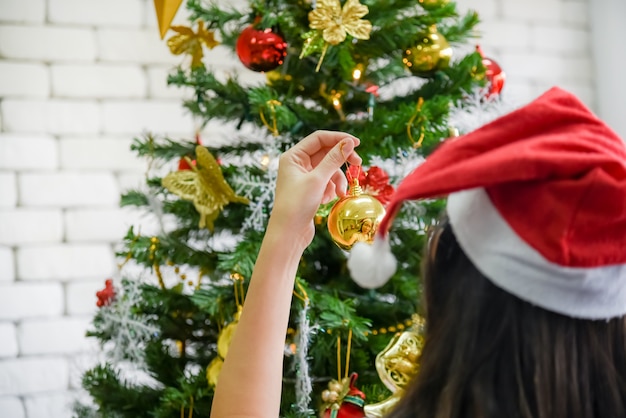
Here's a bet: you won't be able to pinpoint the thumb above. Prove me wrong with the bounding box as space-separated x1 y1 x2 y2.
315 139 354 180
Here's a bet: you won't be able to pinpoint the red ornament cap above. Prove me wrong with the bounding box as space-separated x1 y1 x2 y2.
347 165 394 206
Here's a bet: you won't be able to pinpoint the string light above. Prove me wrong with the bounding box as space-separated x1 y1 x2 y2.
332 92 346 121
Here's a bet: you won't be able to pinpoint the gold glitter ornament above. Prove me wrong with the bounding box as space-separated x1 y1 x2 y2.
162 146 249 230
167 21 219 68
402 26 452 77
308 0 372 46
327 178 385 251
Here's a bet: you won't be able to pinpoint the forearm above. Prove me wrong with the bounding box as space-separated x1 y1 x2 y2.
210 218 306 418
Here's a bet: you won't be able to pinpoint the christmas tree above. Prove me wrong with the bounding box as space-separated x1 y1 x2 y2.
75 0 502 416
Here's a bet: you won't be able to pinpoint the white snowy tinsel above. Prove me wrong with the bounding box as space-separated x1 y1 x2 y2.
98 277 159 367
294 301 315 415
448 89 518 135
232 148 280 232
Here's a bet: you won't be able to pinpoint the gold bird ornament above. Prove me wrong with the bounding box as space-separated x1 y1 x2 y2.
162 146 249 230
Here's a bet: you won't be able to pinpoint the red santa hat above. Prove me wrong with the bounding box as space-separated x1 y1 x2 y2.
348 87 626 320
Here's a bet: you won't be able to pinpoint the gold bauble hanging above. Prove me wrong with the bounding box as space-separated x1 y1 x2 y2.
402 25 452 77
418 0 450 9
327 179 385 251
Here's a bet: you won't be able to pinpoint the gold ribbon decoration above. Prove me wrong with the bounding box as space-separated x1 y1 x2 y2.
167 21 219 68
162 146 249 230
306 0 372 71
154 0 183 39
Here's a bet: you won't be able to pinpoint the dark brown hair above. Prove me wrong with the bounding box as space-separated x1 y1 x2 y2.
387 218 626 418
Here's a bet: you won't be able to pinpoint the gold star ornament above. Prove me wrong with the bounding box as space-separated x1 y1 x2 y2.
162 146 249 230
167 21 219 68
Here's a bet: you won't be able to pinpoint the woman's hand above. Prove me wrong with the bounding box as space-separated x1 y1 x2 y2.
210 131 361 418
269 130 361 248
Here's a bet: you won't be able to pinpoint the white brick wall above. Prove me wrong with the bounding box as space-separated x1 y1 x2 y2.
0 0 610 417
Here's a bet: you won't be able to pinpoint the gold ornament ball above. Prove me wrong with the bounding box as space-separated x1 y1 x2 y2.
418 0 450 9
327 180 385 251
403 26 452 77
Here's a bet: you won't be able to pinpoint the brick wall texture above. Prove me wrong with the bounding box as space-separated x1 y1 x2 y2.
0 0 595 416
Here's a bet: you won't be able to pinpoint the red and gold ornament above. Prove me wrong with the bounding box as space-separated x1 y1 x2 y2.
96 279 116 307
476 45 505 97
322 373 366 418
347 165 394 206
236 24 288 72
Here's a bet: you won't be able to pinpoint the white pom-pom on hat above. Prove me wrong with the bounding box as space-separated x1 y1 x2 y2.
347 237 397 289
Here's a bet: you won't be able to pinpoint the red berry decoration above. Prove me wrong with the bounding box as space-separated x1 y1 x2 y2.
236 25 287 72
96 279 116 307
476 45 505 97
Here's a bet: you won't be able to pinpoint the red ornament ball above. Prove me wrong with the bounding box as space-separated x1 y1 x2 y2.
476 45 505 97
236 25 287 72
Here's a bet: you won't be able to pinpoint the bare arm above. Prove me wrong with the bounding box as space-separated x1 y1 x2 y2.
210 131 361 418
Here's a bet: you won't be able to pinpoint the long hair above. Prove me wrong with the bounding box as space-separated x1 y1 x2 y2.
387 218 626 418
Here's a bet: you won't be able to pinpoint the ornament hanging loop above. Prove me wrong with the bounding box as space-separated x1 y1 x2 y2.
407 97 426 148
259 99 282 137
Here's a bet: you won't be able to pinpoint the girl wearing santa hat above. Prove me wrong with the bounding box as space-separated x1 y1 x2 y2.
211 88 626 418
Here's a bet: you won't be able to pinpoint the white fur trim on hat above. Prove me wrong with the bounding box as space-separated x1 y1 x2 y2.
447 188 626 320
